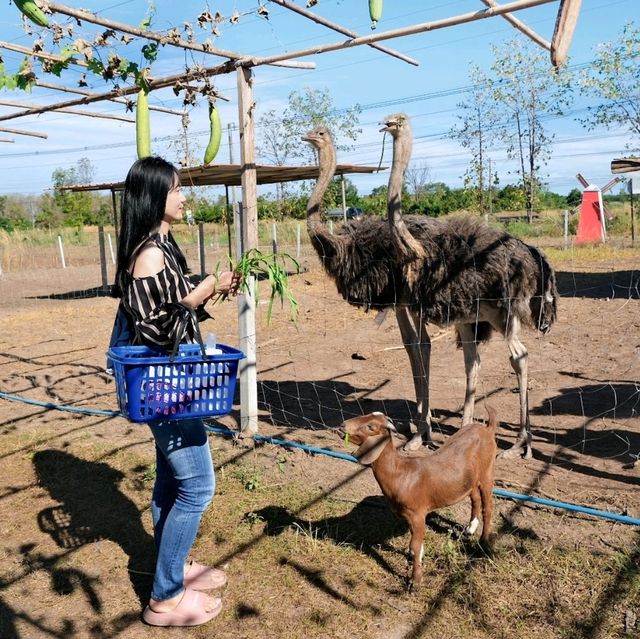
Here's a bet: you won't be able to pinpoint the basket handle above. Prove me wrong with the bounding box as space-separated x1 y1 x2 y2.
170 303 207 360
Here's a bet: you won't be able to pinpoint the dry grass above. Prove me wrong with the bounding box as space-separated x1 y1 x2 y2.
1 241 639 638
2 414 638 639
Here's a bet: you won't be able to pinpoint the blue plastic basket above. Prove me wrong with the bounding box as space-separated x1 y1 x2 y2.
107 343 244 423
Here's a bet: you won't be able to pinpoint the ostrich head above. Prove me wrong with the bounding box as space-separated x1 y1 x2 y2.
302 125 337 235
380 112 412 167
380 112 411 137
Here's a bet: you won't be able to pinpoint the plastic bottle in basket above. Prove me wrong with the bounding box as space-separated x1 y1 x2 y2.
205 333 222 410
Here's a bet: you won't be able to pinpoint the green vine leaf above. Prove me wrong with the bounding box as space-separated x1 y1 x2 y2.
141 42 159 63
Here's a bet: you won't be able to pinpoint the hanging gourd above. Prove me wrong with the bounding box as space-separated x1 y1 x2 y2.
203 102 222 164
14 0 49 27
369 0 382 30
136 88 151 159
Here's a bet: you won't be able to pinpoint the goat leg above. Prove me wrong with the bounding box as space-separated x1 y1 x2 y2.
464 487 482 536
479 482 494 546
406 513 426 590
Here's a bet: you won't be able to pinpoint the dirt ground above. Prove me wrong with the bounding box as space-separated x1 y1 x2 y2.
0 244 639 638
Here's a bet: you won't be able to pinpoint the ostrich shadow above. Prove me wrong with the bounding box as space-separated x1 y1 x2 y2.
32 449 156 607
518 379 640 484
250 498 488 589
257 377 461 441
27 286 114 300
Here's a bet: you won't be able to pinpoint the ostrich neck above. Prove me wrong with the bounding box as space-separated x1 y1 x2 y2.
388 133 411 227
307 144 336 235
388 130 425 265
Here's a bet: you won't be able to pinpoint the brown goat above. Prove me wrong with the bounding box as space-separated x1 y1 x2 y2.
340 408 497 588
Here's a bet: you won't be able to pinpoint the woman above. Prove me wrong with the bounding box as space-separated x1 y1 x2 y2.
114 156 238 627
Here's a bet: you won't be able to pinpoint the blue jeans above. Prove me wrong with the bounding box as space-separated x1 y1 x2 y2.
148 418 215 601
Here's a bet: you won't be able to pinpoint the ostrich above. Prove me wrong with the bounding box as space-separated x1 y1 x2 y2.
380 112 558 458
302 123 557 458
302 126 444 453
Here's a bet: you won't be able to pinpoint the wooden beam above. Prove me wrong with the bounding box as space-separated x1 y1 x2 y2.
611 157 640 174
479 0 550 50
268 0 419 66
35 80 186 116
0 126 47 139
0 59 236 123
236 65 258 437
240 0 556 67
550 0 582 67
0 98 134 122
47 2 315 69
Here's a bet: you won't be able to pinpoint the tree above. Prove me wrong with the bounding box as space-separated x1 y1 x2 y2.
405 162 431 203
257 87 362 207
51 157 96 227
258 87 362 165
579 21 640 150
566 187 582 208
489 39 572 221
449 65 499 216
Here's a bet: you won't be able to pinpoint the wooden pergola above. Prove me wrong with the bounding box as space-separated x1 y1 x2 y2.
62 162 383 192
1 0 583 436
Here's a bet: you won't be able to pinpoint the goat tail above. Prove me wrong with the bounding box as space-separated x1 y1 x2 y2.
484 405 498 433
528 246 558 334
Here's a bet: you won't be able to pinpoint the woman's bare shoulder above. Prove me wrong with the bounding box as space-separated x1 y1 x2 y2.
131 244 165 278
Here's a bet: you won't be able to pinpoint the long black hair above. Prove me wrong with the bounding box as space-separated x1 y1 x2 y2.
113 156 188 297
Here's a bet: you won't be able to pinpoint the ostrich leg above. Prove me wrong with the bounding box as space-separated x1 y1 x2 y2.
457 323 481 426
501 321 532 459
395 306 432 450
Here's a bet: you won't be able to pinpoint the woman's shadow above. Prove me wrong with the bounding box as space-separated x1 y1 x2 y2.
33 449 156 607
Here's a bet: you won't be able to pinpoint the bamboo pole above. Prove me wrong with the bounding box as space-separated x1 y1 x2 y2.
479 0 551 50
240 0 556 67
0 98 134 123
550 0 582 67
0 126 47 139
35 80 185 116
47 1 315 69
268 0 419 66
0 59 236 123
0 40 88 67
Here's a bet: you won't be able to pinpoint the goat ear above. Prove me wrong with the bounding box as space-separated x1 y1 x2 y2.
354 433 388 465
385 418 398 434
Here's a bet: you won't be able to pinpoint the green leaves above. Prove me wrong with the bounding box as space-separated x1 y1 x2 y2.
578 22 640 144
141 43 159 63
227 249 300 325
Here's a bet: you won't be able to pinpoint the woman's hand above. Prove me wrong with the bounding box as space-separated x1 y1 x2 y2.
182 271 239 309
213 270 240 298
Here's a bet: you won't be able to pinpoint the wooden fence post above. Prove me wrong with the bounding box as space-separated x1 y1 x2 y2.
98 225 109 292
57 235 66 268
198 222 206 278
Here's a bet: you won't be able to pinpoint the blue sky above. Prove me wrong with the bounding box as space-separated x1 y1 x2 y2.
0 0 637 198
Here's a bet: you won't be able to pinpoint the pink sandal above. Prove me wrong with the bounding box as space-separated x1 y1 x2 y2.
184 560 227 590
142 589 222 627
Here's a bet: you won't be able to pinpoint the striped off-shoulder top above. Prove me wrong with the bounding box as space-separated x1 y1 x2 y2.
122 233 205 348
